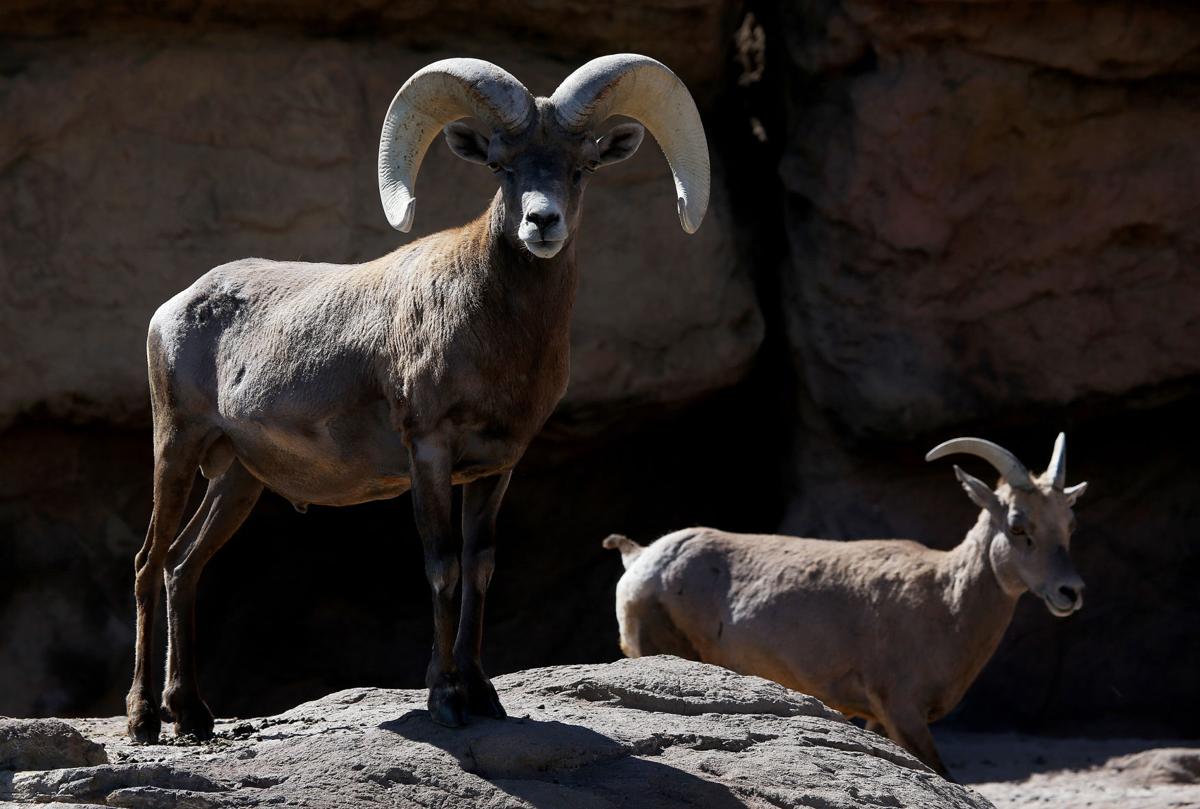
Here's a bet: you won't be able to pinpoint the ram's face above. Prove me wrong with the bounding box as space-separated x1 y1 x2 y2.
444 111 644 260
492 125 588 259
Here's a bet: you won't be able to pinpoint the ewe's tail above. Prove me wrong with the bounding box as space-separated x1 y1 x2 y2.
602 534 645 569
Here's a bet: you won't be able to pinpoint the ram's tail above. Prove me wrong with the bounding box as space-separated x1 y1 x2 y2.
602 534 645 569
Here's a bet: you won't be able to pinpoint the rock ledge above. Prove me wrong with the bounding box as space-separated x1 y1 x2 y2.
3 656 993 808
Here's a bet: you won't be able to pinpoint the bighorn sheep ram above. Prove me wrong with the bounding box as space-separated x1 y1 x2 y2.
126 54 709 742
605 435 1087 777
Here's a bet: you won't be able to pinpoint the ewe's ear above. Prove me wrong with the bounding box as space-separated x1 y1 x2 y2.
1065 481 1088 506
954 465 1002 515
444 122 490 165
596 123 645 167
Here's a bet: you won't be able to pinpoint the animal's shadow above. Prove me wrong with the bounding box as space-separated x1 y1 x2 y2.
380 709 747 808
934 729 1197 784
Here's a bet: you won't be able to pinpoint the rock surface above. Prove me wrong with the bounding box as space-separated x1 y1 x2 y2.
1112 748 1200 787
0 1 736 99
1 657 993 809
779 0 1200 438
0 718 108 771
937 730 1200 809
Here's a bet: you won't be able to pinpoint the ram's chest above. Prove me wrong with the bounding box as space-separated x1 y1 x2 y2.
396 312 570 465
448 333 569 436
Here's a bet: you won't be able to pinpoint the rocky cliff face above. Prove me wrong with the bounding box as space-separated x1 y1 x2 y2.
0 657 995 809
778 0 1200 438
0 0 1197 736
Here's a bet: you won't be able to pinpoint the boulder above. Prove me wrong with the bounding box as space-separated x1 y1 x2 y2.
1111 748 1200 786
0 718 108 770
3 657 994 808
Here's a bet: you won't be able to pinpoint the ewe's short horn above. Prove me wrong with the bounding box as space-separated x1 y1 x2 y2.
1045 432 1067 490
378 58 534 232
925 437 1036 492
549 53 710 234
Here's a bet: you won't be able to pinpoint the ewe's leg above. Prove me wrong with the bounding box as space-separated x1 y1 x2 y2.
126 434 202 743
409 438 465 727
874 704 951 779
162 462 262 739
455 471 511 719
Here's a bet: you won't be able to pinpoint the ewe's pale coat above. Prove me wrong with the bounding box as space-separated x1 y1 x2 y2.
606 435 1087 777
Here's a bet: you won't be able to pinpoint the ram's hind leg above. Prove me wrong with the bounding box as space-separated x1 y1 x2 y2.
162 460 262 739
127 430 204 743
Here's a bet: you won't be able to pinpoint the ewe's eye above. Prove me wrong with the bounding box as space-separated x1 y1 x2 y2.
1008 516 1032 546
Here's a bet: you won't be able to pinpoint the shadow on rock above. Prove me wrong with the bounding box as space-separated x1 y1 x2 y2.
381 709 748 808
939 730 1200 785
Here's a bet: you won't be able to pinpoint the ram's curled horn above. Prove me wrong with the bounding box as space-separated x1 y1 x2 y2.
378 58 534 233
549 53 710 234
1045 431 1067 490
925 437 1036 491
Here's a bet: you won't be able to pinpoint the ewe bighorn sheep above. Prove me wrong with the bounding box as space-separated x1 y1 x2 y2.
126 54 709 742
604 435 1087 776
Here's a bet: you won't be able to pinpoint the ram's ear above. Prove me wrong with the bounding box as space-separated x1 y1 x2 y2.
954 465 1003 516
444 122 490 165
596 123 645 167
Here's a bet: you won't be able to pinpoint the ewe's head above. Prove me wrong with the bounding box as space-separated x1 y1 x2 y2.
377 55 709 260
927 434 1088 617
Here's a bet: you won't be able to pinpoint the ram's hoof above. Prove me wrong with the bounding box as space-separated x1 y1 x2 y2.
126 698 161 744
465 669 506 720
428 677 469 727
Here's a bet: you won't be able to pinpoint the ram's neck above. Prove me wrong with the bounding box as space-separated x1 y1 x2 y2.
483 191 580 322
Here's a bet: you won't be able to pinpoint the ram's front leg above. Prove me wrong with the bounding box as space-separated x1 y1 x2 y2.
409 437 467 727
456 470 512 719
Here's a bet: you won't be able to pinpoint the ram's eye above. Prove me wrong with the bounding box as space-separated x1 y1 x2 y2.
487 162 507 175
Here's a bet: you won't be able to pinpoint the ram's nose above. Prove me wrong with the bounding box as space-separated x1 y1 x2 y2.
518 193 568 258
524 210 561 235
